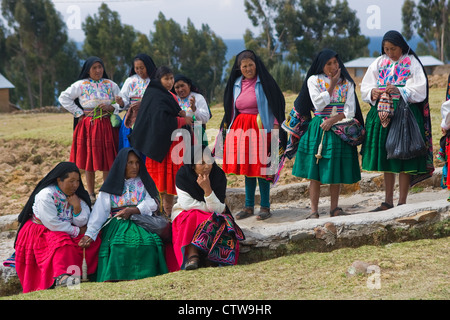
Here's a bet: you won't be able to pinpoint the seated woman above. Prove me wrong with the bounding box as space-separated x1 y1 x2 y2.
79 147 169 281
169 146 245 271
14 162 101 293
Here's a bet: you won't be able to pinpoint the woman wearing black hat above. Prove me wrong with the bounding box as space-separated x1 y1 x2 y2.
292 49 364 218
58 56 122 203
361 30 433 211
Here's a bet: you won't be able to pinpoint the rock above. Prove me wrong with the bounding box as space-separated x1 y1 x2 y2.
396 211 439 226
314 222 337 245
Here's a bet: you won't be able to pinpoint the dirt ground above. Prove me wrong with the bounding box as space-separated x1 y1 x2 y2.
0 137 302 217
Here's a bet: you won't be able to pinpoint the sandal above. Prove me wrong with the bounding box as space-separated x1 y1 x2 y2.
235 207 254 220
305 212 320 219
370 202 393 212
185 255 200 271
257 207 272 220
330 207 350 217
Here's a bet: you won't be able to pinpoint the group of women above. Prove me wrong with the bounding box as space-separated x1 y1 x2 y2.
7 29 448 293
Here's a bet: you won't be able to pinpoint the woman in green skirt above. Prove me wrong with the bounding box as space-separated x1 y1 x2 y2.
79 147 169 281
360 30 433 211
292 49 365 218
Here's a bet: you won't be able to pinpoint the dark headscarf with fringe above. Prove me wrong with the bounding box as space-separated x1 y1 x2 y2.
293 49 364 126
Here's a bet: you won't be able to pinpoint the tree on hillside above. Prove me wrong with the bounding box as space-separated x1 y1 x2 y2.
149 13 226 102
82 3 140 84
402 0 449 62
1 0 78 109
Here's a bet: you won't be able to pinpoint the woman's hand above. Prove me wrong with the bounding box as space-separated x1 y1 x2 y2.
385 82 400 95
115 96 124 107
371 88 383 101
197 174 212 197
327 68 341 96
320 114 345 131
67 194 82 215
98 103 115 113
189 95 196 112
184 116 194 126
115 207 139 220
78 235 93 248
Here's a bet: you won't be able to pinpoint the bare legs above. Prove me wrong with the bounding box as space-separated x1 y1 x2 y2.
383 172 410 206
85 170 109 199
162 193 174 215
309 180 341 215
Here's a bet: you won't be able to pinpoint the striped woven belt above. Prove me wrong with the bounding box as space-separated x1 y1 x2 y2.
314 103 344 117
110 205 137 216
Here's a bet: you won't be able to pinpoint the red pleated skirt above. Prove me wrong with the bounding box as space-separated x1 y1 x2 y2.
222 113 271 178
169 209 212 271
15 220 101 293
145 139 184 195
70 116 119 172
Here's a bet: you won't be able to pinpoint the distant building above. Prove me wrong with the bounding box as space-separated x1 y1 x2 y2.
344 55 445 79
0 73 17 113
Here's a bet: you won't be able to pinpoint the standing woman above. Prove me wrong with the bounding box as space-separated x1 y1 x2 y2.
220 50 286 221
129 66 193 215
79 148 169 281
14 162 101 293
292 49 364 218
361 30 433 211
119 54 157 150
59 56 122 203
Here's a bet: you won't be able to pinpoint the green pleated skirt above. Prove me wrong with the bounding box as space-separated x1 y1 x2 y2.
361 101 427 174
292 116 361 184
95 217 169 282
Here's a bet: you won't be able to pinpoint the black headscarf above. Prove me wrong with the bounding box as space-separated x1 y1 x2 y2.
172 74 202 95
16 162 90 246
99 147 161 207
129 53 157 79
294 49 364 126
176 146 227 204
73 56 109 129
128 79 182 162
221 49 286 129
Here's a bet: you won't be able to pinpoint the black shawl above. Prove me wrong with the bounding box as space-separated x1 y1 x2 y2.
73 56 109 129
128 80 182 162
129 53 157 79
175 146 227 204
99 147 161 206
221 49 286 129
15 162 90 246
294 49 364 126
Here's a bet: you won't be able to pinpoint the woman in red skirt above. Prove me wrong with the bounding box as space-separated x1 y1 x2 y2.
219 50 286 220
129 66 193 215
59 57 122 203
14 162 101 293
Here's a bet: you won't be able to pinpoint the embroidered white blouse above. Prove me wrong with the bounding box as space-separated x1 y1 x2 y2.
85 177 158 241
361 54 427 105
307 74 356 119
119 74 150 110
176 92 211 124
32 185 91 238
441 99 450 130
58 78 121 118
171 187 225 222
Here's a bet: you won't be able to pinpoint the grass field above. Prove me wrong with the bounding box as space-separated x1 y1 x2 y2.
0 88 449 301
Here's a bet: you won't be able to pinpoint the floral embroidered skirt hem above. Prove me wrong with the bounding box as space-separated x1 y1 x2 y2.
70 116 119 172
95 217 168 282
292 116 361 185
361 102 427 174
15 220 101 293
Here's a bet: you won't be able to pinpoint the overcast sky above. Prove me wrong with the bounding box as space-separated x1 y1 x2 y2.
50 0 406 42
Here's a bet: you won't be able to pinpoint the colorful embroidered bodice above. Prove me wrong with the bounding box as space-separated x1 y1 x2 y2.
110 178 147 209
377 55 411 88
126 75 149 103
79 79 117 110
315 77 348 117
